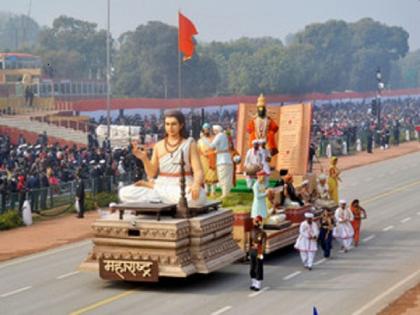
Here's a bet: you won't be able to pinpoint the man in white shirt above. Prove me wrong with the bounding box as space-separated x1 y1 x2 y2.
333 200 354 252
244 140 263 188
205 125 234 198
294 212 319 270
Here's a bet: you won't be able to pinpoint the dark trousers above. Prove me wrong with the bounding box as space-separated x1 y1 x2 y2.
249 250 264 281
18 191 26 214
367 138 373 153
319 228 333 258
40 188 48 210
77 198 85 217
30 190 40 212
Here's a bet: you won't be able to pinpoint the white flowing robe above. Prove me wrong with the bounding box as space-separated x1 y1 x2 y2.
119 137 207 206
333 207 354 240
294 221 319 252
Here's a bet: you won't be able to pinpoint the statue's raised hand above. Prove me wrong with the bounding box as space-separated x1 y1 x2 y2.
131 140 148 161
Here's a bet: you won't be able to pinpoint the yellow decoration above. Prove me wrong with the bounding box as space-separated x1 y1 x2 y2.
257 93 266 108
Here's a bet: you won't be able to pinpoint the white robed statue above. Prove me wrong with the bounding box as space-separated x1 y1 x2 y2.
119 110 207 206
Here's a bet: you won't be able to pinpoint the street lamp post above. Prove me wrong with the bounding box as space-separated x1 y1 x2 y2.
376 68 384 131
106 0 111 138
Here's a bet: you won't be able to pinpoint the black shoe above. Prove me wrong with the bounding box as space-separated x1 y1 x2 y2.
253 287 260 291
250 286 255 291
308 267 312 271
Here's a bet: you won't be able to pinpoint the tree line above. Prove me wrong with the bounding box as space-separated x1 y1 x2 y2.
0 12 418 98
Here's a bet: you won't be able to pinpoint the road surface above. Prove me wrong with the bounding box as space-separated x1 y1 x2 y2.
1 152 420 315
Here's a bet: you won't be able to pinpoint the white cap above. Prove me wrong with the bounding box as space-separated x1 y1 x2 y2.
89 160 96 165
304 212 314 219
212 125 223 133
99 159 106 164
252 139 259 145
258 139 266 144
318 173 327 180
302 179 309 185
339 199 347 204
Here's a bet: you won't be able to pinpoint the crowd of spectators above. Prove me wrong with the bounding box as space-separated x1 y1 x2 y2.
312 97 420 156
0 133 144 214
1 97 419 214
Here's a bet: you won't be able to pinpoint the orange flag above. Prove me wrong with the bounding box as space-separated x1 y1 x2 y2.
178 12 198 61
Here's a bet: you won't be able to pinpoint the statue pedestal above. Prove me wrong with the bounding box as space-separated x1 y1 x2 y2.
80 209 244 279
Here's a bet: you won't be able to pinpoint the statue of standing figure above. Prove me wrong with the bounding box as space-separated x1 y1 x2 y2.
246 94 279 156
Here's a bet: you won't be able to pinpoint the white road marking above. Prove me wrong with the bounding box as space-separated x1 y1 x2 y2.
400 217 412 224
56 271 80 280
248 286 270 298
383 225 394 232
211 306 232 315
283 271 301 280
352 269 420 315
313 258 326 266
1 286 32 298
362 235 376 243
0 241 90 271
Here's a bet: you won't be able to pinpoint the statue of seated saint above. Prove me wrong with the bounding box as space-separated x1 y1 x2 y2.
119 110 207 207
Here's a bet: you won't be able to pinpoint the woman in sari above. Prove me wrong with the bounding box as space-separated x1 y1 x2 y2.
350 199 367 246
328 156 341 204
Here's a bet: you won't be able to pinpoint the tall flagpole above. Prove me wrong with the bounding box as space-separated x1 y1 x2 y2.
177 11 182 107
106 0 111 138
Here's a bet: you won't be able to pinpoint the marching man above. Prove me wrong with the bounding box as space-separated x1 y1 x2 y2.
294 212 319 270
333 200 354 252
249 215 267 291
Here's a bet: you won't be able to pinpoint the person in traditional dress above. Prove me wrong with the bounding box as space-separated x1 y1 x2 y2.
350 199 367 247
315 173 337 209
197 123 218 196
318 209 335 258
298 180 313 204
294 212 319 270
258 139 271 186
333 200 354 252
251 170 268 219
227 132 241 188
204 125 234 198
267 168 288 211
244 140 263 188
249 215 267 291
283 174 304 207
119 110 207 206
328 156 341 204
247 94 279 156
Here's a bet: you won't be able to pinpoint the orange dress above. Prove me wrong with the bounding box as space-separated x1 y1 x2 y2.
350 205 363 245
247 117 279 153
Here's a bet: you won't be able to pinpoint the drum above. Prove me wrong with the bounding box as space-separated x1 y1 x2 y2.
245 164 261 176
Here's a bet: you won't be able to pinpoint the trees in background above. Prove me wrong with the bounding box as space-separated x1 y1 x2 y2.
0 12 417 97
0 12 40 51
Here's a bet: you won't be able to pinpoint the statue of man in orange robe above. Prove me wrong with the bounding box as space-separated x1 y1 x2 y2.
247 94 279 156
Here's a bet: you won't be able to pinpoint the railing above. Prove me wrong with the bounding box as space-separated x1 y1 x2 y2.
0 172 138 214
316 127 418 157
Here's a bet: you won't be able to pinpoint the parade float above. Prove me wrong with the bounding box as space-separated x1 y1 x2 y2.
79 96 334 282
232 95 326 254
79 113 244 282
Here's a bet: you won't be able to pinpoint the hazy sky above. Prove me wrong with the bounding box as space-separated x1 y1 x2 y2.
2 0 419 50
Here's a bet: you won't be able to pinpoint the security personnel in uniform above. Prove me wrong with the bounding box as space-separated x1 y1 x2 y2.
249 215 267 291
